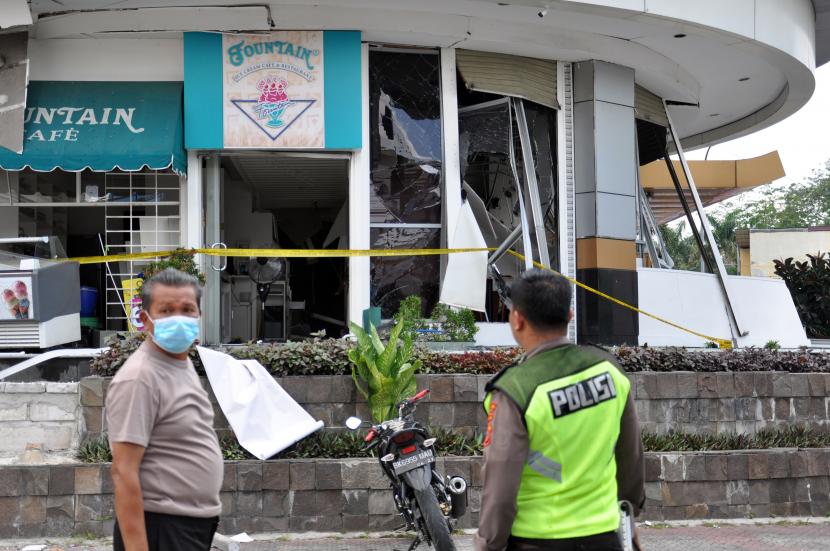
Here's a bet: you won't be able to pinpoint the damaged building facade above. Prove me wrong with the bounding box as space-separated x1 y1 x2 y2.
0 1 826 349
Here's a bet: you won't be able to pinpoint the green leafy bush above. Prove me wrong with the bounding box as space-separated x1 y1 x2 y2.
348 321 420 422
79 425 830 463
91 336 830 378
416 348 521 374
78 428 483 463
394 295 424 339
391 295 479 342
77 438 113 463
774 252 830 338
430 303 479 342
643 426 830 452
614 346 830 373
143 248 206 285
90 332 205 377
226 338 352 376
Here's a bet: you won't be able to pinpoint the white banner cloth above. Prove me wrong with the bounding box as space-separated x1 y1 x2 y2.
439 200 488 312
197 346 324 460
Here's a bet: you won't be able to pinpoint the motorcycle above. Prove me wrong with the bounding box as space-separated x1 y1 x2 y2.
345 389 468 551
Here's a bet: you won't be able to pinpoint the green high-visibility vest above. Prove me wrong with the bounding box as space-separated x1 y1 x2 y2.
483 344 630 540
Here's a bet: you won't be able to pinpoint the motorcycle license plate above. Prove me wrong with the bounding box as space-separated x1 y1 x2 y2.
392 449 435 475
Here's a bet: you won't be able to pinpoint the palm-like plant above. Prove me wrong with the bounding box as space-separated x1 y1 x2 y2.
348 320 421 423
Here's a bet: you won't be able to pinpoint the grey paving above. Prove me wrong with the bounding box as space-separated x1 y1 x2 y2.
2 522 829 550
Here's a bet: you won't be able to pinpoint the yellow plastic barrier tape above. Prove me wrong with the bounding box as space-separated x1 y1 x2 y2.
65 246 732 348
65 247 493 264
505 250 733 349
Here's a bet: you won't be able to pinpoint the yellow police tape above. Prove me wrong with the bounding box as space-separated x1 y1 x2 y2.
66 247 733 348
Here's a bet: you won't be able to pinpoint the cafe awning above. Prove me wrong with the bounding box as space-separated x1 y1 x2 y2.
0 81 186 174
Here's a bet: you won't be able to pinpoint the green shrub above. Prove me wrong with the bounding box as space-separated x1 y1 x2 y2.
226 338 352 376
143 248 206 285
91 337 830 379
614 346 830 373
78 426 830 463
764 340 781 351
78 428 483 463
348 321 420 423
774 252 830 338
77 438 112 463
90 332 205 377
642 425 830 452
394 295 424 339
430 303 479 342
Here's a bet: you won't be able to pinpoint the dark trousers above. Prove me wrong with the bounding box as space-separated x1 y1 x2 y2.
507 531 624 551
114 511 219 551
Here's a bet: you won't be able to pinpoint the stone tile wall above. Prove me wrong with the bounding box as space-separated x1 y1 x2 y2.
81 372 830 444
641 448 830 520
632 372 830 435
0 382 80 457
0 449 827 538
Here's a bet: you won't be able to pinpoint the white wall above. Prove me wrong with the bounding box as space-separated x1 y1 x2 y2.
474 322 515 347
28 38 183 81
749 230 830 278
638 268 810 348
0 382 79 457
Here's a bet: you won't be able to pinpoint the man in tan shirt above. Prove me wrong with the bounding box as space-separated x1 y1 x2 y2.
106 268 223 551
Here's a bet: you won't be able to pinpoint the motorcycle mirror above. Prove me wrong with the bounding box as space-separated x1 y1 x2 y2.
344 417 363 430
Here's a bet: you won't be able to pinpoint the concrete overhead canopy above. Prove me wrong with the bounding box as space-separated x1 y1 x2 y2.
814 0 830 66
25 0 822 149
640 151 785 224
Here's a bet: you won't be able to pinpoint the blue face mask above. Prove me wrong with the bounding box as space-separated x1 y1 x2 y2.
147 315 199 354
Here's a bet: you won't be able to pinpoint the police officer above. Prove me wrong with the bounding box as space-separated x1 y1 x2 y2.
475 269 645 551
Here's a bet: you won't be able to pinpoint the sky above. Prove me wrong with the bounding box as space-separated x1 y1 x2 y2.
686 64 830 193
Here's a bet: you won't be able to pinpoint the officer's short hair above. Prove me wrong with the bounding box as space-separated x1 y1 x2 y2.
509 269 571 331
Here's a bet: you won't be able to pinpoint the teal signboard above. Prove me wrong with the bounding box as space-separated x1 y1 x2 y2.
184 31 362 150
0 81 186 174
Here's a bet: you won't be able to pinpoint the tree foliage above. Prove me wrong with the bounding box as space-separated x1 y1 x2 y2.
774 253 830 338
661 161 830 274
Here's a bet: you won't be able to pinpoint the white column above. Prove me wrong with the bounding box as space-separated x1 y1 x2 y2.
203 155 221 344
440 47 462 281
347 43 371 326
557 61 578 342
185 150 202 249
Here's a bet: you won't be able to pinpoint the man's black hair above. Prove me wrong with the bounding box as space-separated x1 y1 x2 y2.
508 268 571 331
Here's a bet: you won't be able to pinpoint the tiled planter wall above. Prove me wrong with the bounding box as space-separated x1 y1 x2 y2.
1 449 829 538
78 372 830 445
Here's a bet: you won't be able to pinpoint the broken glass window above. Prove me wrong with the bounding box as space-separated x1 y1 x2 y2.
370 227 441 318
369 50 442 224
369 49 444 318
524 102 559 268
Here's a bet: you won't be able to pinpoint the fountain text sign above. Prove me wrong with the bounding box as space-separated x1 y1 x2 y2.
223 32 325 148
184 31 361 150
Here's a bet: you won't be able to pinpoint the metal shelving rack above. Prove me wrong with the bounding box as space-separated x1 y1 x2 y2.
102 170 181 330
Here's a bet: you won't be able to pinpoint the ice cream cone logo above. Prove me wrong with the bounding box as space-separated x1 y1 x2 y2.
254 77 292 128
14 280 29 318
3 289 23 320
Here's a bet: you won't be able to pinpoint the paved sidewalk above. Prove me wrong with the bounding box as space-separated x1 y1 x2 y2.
1 520 828 550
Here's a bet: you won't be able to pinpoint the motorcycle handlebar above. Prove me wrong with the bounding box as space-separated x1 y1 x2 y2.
410 389 430 403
